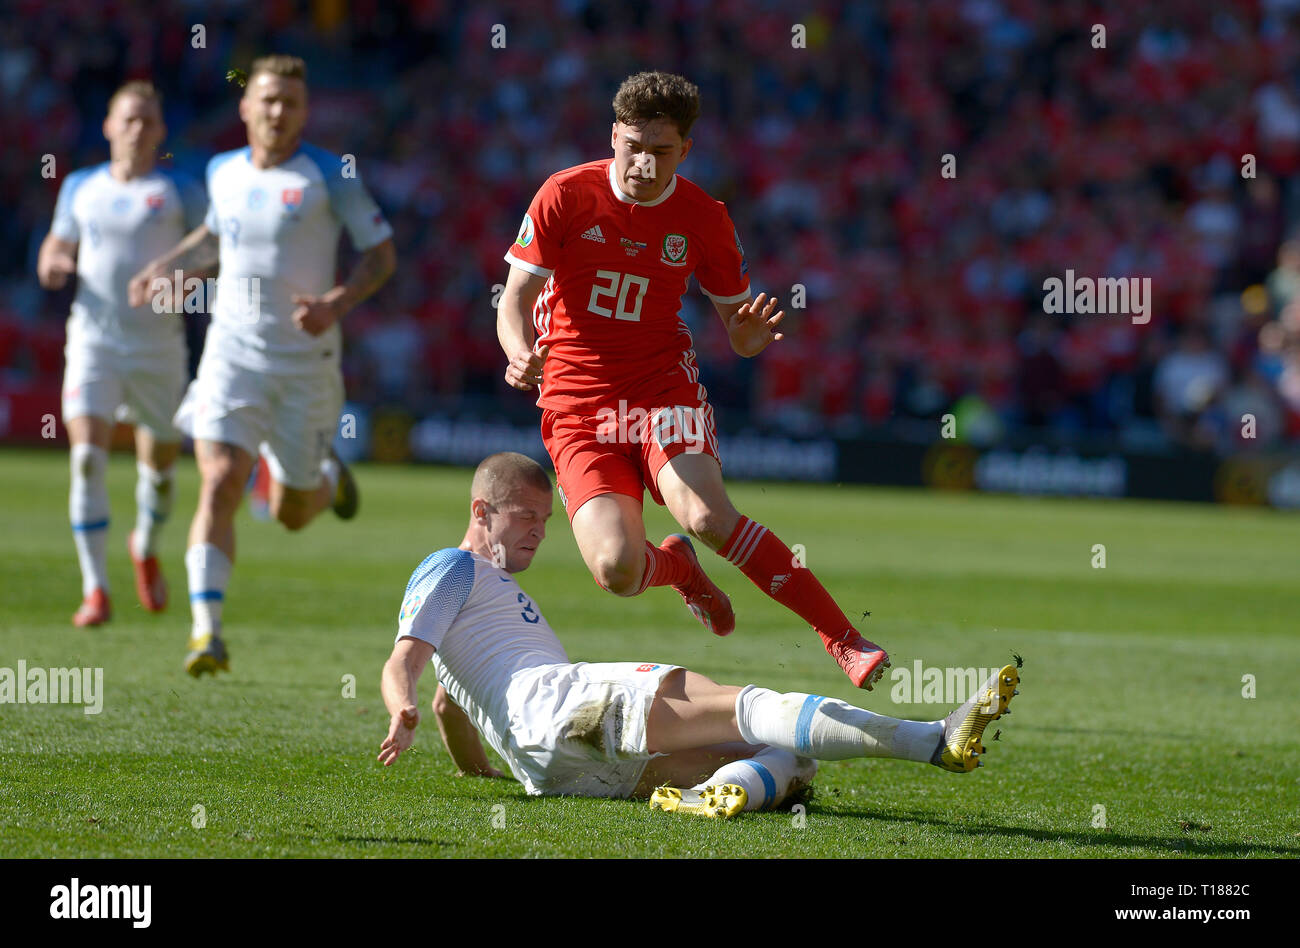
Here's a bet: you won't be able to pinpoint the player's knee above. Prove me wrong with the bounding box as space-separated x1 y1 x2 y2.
274 502 312 532
677 508 711 542
148 444 180 472
591 551 641 596
70 443 104 480
198 466 244 516
678 503 734 549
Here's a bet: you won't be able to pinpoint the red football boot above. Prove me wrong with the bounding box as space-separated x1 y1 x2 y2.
662 534 735 637
127 532 167 612
824 630 890 690
72 588 111 627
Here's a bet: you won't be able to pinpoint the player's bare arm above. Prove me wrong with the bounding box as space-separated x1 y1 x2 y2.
432 684 504 778
715 291 785 358
37 234 78 290
291 236 396 336
126 223 220 307
378 635 432 766
498 264 551 390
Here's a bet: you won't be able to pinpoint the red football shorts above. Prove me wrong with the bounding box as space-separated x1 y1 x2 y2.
541 400 721 517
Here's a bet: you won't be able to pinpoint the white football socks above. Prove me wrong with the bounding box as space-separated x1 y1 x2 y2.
735 685 943 763
694 746 818 811
131 461 174 559
70 443 110 596
185 543 231 638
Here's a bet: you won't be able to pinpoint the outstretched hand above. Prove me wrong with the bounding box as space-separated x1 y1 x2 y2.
726 292 785 357
378 705 420 766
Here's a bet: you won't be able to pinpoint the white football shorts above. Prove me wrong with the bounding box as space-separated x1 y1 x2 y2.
174 349 342 490
62 340 187 440
503 661 682 798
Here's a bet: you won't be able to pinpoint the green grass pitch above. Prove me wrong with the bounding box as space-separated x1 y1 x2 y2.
1 446 1297 858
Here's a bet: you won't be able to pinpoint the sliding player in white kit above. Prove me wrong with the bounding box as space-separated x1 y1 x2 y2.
37 81 206 626
128 55 395 676
378 453 1021 818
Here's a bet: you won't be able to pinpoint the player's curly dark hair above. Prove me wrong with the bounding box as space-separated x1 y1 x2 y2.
612 71 700 139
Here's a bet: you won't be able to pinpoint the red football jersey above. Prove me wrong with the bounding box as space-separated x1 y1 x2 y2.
504 158 751 413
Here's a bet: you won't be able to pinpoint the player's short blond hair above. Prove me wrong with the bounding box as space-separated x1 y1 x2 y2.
613 71 700 140
471 453 552 507
107 80 162 116
247 54 307 86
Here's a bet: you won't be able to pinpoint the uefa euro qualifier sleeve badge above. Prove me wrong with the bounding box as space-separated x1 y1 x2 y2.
516 213 535 248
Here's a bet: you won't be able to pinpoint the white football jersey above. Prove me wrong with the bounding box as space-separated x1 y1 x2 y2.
203 144 393 370
51 163 206 354
396 548 569 776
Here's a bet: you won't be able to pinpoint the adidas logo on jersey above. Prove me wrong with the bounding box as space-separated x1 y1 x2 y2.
769 573 791 595
581 225 606 243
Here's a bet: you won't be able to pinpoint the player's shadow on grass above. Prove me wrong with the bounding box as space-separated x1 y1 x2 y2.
823 806 1300 857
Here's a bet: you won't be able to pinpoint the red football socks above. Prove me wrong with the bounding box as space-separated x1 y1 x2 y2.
718 516 856 643
635 540 695 594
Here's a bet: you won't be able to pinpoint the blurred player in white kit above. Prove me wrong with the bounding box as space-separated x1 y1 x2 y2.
129 55 395 676
38 80 206 627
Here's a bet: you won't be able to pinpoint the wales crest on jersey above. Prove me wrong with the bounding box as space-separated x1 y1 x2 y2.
660 233 688 266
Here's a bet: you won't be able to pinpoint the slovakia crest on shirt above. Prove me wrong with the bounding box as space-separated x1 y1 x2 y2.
281 188 304 213
660 233 688 266
146 194 165 213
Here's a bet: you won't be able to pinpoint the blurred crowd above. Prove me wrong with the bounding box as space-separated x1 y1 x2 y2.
5 0 1300 453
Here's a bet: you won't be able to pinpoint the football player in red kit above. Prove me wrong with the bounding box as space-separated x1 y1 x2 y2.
496 71 888 689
